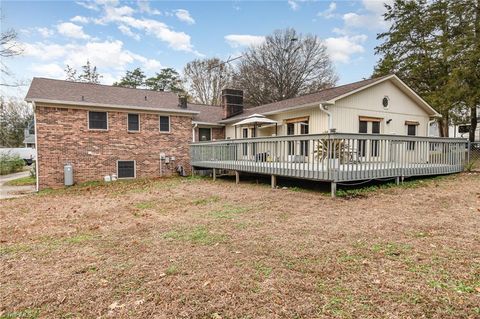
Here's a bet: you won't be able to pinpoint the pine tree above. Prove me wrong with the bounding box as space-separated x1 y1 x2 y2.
114 68 146 88
145 68 184 93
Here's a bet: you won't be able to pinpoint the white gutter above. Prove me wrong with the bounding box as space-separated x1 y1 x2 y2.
319 102 335 132
32 101 39 192
192 123 198 142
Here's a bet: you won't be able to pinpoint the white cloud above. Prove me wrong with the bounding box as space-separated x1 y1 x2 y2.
57 22 90 39
324 34 367 63
36 27 54 38
22 42 68 60
224 34 265 48
92 2 200 54
71 15 90 24
342 0 393 30
137 0 160 15
288 0 299 11
22 39 164 83
318 2 336 19
175 9 195 25
118 25 141 40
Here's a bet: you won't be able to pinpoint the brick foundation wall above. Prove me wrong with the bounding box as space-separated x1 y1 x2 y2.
35 104 192 189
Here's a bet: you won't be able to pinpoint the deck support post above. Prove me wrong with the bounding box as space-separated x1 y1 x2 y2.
213 169 216 181
271 175 277 189
395 176 400 185
331 182 337 198
401 176 404 184
235 171 240 184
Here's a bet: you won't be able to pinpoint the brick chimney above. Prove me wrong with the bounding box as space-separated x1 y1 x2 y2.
178 95 188 109
222 89 244 119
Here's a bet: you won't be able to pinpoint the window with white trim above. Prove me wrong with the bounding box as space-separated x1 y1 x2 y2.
88 111 107 130
160 116 170 132
128 113 139 132
117 160 135 178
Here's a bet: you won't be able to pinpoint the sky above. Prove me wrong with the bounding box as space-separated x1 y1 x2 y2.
1 0 393 99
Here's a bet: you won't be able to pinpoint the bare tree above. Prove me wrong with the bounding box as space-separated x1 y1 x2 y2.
64 60 102 84
235 28 338 106
1 28 24 87
183 58 233 106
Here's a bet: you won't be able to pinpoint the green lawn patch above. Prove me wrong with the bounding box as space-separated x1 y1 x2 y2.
5 176 35 186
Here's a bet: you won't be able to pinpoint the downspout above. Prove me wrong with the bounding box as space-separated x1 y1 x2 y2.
32 101 39 192
319 102 334 132
192 123 198 142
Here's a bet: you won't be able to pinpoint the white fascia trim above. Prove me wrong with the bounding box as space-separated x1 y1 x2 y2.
192 121 225 127
218 102 322 124
26 98 200 116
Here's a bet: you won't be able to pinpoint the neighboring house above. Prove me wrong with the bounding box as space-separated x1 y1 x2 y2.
23 120 35 148
25 78 224 190
220 75 441 139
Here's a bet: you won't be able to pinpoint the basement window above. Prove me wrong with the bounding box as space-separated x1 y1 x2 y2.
88 111 108 130
117 160 136 179
160 116 170 132
128 113 140 132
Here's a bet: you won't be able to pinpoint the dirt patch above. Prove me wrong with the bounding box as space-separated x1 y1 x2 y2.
1 174 479 318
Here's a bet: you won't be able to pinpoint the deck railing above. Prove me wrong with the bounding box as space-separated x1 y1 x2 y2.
190 133 467 182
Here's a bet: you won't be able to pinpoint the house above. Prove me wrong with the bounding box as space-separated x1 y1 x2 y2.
188 74 465 196
220 74 441 139
23 120 35 148
26 75 465 193
25 78 224 190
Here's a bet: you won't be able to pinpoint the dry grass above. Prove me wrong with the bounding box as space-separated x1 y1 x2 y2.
1 173 479 318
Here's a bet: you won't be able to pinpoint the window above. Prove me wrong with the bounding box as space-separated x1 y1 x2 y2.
199 128 211 141
88 111 107 130
287 123 295 155
407 124 416 150
128 113 139 132
358 120 367 157
371 121 380 157
300 121 309 155
159 116 170 132
117 160 135 179
242 128 248 156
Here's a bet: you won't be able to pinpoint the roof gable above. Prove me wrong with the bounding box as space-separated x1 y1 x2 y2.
220 75 439 122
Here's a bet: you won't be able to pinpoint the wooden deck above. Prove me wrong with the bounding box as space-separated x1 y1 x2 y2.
190 133 467 195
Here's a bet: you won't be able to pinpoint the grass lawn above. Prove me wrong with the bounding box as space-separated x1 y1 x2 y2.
0 173 479 318
4 176 36 186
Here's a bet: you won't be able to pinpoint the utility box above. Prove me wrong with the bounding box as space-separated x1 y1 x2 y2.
64 164 74 186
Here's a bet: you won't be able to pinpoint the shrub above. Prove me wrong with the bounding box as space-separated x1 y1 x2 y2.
0 153 25 175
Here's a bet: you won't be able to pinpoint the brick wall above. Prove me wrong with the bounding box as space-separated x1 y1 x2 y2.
35 104 192 189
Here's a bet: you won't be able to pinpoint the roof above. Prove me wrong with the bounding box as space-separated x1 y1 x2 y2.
188 103 224 125
25 77 198 115
220 74 439 123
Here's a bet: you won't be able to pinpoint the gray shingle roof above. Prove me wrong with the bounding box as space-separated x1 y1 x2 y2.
220 75 392 122
25 77 199 115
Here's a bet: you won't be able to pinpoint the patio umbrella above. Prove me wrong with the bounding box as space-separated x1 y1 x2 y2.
233 114 278 138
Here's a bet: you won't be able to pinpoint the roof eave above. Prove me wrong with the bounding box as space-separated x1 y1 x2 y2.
26 98 200 115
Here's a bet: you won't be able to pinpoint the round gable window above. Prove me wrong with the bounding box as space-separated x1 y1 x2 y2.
382 96 390 109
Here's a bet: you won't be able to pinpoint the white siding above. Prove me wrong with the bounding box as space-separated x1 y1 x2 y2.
331 81 431 136
224 80 433 139
225 107 328 139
